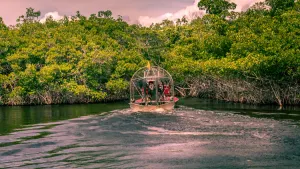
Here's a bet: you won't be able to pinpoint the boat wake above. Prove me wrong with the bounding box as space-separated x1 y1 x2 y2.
1 106 300 168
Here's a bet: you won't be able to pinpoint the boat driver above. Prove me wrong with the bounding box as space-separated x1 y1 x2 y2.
147 81 155 101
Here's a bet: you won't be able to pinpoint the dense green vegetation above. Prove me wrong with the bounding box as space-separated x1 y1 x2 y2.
0 0 299 106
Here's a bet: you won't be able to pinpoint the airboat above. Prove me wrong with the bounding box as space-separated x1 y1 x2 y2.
130 64 179 112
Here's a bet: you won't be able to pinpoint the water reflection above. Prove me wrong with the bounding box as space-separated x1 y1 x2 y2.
0 102 128 135
1 107 299 168
0 99 300 168
180 98 300 121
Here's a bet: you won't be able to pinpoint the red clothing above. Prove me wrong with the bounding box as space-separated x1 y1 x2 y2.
164 85 170 96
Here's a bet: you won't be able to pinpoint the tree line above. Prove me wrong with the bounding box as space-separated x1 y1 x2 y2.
0 0 299 106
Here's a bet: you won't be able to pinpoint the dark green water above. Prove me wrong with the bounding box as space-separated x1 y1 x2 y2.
1 98 300 168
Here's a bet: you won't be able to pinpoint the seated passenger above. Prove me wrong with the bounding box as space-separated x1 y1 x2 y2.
147 81 155 101
164 85 171 97
158 82 165 100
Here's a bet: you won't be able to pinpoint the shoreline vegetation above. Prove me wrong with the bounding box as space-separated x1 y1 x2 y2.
0 0 299 106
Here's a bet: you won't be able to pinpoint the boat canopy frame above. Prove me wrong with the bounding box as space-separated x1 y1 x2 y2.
130 66 175 105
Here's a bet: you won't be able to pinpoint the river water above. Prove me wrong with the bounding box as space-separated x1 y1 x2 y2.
0 99 300 169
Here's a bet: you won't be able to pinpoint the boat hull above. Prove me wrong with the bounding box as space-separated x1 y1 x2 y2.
130 101 175 112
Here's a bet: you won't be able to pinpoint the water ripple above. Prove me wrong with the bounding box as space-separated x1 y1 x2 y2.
0 107 300 168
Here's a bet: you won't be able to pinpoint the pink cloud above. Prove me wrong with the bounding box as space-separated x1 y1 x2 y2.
138 0 265 26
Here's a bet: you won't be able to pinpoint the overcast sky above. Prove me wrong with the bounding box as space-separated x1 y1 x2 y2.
0 0 263 26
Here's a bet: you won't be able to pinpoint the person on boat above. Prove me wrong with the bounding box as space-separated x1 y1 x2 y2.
142 79 148 101
158 81 165 101
147 81 155 101
164 84 171 97
135 79 147 102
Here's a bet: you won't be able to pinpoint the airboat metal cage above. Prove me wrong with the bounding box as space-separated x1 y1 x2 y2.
130 66 175 105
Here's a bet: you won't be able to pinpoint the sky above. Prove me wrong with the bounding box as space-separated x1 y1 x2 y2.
0 0 263 26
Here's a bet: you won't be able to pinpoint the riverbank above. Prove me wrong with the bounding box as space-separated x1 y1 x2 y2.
0 92 129 106
179 76 300 107
1 88 299 107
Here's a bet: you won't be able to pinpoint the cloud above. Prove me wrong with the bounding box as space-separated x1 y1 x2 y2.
137 0 265 26
0 0 193 26
0 0 265 26
138 0 204 26
40 11 64 23
231 0 264 12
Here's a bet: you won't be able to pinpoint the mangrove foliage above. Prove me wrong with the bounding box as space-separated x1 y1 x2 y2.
0 0 299 106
